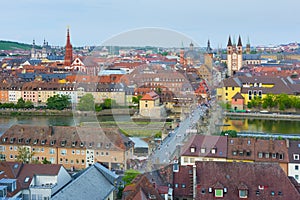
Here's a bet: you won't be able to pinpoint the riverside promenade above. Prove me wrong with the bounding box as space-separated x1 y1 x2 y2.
225 112 300 120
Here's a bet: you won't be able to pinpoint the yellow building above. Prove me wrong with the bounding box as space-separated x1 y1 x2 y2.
0 125 134 171
217 76 297 107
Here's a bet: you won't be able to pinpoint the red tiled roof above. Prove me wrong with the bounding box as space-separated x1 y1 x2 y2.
141 91 159 101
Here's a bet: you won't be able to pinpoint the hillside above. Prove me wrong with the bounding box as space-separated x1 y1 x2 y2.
0 40 37 51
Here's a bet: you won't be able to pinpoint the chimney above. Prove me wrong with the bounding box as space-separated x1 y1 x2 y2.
286 139 289 148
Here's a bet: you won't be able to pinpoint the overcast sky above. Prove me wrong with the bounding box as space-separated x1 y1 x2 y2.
1 0 300 47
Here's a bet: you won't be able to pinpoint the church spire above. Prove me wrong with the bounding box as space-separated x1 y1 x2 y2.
237 35 242 46
227 36 232 47
206 39 212 53
64 27 73 66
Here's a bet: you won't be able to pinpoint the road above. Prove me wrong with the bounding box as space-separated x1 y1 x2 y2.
145 104 209 172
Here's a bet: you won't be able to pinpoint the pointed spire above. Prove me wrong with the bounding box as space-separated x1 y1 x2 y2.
247 36 250 45
207 39 212 53
43 38 46 46
64 27 73 66
227 36 232 46
32 39 35 46
238 35 242 46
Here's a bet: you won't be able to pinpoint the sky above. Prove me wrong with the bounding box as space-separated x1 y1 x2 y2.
1 0 300 48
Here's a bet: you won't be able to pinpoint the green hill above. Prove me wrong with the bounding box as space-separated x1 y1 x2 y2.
0 40 37 51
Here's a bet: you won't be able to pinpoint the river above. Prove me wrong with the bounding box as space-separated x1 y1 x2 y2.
0 115 300 135
222 117 300 134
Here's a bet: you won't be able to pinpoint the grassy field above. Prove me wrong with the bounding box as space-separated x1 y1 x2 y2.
83 121 171 137
0 40 39 50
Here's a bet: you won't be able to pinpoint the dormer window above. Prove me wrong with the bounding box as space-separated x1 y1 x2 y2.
80 142 84 147
239 190 248 198
190 147 196 153
214 189 223 198
18 138 23 143
72 141 77 147
2 138 7 142
33 139 38 145
25 139 31 144
211 148 216 154
41 140 46 145
10 138 15 144
50 140 56 146
200 148 206 154
293 154 299 160
61 141 66 147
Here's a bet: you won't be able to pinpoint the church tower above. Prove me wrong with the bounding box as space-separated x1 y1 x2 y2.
31 39 36 59
227 35 243 76
246 36 251 54
227 36 233 76
237 35 243 72
42 39 47 59
64 28 73 66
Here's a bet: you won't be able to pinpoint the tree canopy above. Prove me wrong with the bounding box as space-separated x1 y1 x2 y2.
46 94 71 110
77 93 95 111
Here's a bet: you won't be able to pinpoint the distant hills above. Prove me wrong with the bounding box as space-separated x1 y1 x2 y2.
0 40 38 51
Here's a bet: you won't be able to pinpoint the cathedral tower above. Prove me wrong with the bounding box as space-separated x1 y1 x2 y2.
227 35 243 76
64 28 73 66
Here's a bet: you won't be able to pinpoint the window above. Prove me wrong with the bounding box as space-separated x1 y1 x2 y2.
230 139 234 144
214 189 223 197
201 148 206 154
232 151 237 156
225 93 228 96
232 87 234 90
247 140 251 145
60 149 67 156
175 184 178 188
184 157 188 163
258 152 263 158
76 150 80 155
295 175 299 180
246 151 251 156
239 190 248 198
211 148 216 154
72 150 75 155
181 184 186 188
294 154 299 160
190 158 195 163
190 147 195 153
239 151 244 156
295 165 299 170
272 153 277 159
279 153 284 160
49 157 55 164
49 149 55 154
265 153 269 158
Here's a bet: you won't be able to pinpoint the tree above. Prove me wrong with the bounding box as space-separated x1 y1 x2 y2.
16 147 35 164
262 94 277 109
122 169 140 186
132 95 142 107
42 157 52 164
25 100 34 109
16 98 25 109
77 93 95 111
102 98 117 109
46 94 71 110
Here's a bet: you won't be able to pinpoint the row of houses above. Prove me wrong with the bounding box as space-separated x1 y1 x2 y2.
0 161 118 200
0 124 135 171
179 135 300 184
124 161 300 200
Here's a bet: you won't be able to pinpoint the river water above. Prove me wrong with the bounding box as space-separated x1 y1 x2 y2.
0 115 300 135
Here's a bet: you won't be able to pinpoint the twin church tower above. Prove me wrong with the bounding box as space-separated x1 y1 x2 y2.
226 35 251 76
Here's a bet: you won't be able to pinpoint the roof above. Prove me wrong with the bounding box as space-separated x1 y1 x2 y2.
122 174 163 200
0 162 63 197
52 163 118 200
0 125 131 151
129 137 148 149
194 162 300 199
141 91 159 101
288 140 300 164
232 92 244 99
181 135 227 158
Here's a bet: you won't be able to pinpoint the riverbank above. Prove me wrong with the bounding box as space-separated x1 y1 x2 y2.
225 112 300 120
0 108 138 117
